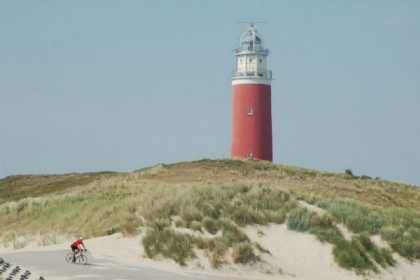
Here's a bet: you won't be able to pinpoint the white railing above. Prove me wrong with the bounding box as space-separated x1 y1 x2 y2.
231 70 272 79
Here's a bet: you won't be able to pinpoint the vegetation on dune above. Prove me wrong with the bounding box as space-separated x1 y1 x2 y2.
1 158 419 274
0 172 118 204
314 197 420 261
287 206 396 273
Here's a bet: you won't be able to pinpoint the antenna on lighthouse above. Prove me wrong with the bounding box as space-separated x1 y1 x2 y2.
237 21 267 30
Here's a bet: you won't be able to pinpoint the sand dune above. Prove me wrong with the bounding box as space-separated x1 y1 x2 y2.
2 223 420 280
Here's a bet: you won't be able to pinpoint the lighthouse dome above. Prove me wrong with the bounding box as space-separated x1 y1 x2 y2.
238 25 264 52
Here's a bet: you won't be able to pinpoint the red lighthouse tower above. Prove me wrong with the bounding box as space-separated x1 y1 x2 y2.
231 23 273 161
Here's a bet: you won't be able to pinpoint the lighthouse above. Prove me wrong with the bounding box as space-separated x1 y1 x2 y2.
230 23 273 161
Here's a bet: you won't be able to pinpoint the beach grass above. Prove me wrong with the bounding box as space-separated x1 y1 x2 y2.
1 158 419 273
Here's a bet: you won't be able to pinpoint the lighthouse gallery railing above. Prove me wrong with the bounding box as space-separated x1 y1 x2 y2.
231 70 272 79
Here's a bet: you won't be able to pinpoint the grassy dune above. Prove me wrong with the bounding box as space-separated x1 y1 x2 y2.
1 159 419 273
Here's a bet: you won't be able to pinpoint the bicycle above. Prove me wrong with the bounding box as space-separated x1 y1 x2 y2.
66 249 88 265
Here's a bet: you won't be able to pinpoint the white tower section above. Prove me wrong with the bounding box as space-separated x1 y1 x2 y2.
232 24 272 85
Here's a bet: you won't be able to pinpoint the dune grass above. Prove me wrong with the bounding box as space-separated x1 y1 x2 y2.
143 227 196 266
287 208 343 243
313 197 420 261
1 158 419 273
287 206 396 273
0 172 118 204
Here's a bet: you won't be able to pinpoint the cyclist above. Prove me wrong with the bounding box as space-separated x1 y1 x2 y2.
71 237 87 263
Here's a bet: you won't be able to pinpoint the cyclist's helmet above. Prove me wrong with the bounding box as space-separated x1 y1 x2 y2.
79 237 83 240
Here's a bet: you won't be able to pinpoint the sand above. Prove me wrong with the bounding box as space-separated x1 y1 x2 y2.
1 203 419 279
2 222 420 280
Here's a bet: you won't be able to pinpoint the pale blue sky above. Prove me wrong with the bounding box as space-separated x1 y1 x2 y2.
1 0 419 186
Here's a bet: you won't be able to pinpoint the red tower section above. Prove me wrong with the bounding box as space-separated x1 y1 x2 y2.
231 24 273 161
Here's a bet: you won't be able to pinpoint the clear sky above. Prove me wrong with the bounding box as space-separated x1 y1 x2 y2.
1 0 419 186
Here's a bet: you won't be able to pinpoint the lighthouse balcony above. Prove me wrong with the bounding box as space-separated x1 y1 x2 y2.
231 70 272 79
235 49 269 55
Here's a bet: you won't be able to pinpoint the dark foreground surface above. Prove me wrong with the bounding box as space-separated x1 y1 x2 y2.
2 250 254 280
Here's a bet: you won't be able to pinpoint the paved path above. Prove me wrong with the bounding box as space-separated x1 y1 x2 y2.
2 250 254 280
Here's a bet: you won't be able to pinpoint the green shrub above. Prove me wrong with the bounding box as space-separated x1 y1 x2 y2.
227 203 262 226
357 234 394 267
142 228 195 266
373 248 394 267
266 209 287 224
201 202 221 219
381 226 420 260
209 244 226 268
333 238 377 274
287 208 315 232
221 221 249 246
308 227 343 244
232 242 259 264
287 207 396 273
389 237 420 260
357 233 375 251
345 169 354 177
179 206 203 224
190 221 203 232
195 237 229 268
325 200 385 234
202 217 221 234
288 208 343 243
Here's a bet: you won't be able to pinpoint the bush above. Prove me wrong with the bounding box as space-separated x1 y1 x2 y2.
345 169 354 177
333 238 377 274
389 237 420 260
227 203 262 226
288 208 343 243
381 226 420 260
308 227 343 244
190 220 203 232
232 242 259 264
142 228 195 266
287 208 314 232
221 221 249 246
357 234 394 267
202 217 221 234
325 200 385 234
209 245 226 268
287 207 396 273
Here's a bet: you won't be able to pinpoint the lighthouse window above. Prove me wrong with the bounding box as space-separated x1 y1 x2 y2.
247 107 253 115
249 59 252 62
259 59 262 63
247 152 253 159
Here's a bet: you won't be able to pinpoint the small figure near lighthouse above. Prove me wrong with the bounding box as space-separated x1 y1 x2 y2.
230 23 273 161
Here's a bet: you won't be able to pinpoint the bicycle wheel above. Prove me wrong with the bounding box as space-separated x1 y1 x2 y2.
65 253 74 263
79 254 88 265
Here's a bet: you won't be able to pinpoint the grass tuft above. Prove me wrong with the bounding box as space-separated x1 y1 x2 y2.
202 217 222 234
232 242 259 264
333 238 377 274
357 234 394 267
287 208 314 232
142 227 195 266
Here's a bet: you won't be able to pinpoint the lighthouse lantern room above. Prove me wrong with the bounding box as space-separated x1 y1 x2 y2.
230 23 273 161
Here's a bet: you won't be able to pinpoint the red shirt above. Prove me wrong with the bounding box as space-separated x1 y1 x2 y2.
71 240 83 247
